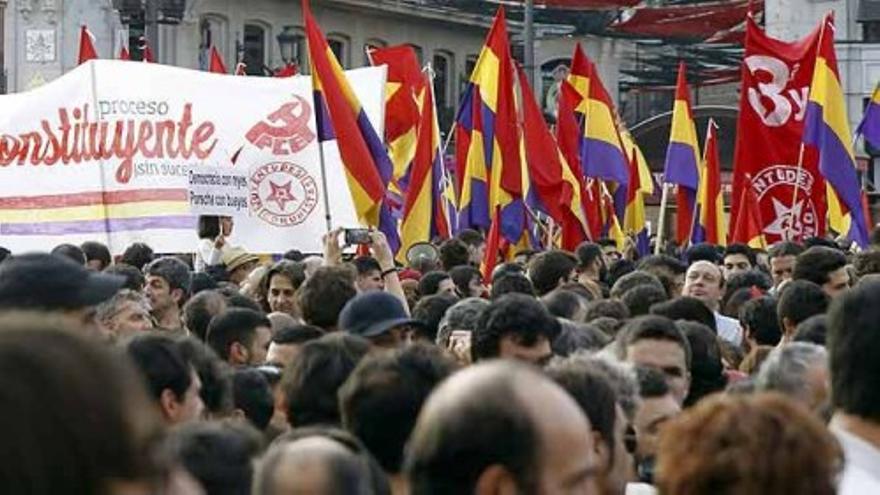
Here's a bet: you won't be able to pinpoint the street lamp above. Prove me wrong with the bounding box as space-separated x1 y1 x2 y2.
277 26 297 64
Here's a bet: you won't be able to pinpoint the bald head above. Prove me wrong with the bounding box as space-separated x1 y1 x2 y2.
683 260 724 311
405 361 599 495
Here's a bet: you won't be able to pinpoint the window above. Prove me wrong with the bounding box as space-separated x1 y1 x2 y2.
328 34 350 67
243 23 266 76
433 51 454 113
199 15 228 71
865 22 880 42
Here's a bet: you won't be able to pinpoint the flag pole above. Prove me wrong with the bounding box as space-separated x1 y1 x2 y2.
655 182 670 254
787 142 806 242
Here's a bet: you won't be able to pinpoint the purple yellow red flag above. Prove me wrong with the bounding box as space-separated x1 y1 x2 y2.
555 80 594 245
803 15 869 247
620 128 652 256
302 0 400 251
455 7 524 242
663 61 701 245
367 45 424 198
581 60 629 190
399 76 451 261
694 119 727 246
857 82 880 150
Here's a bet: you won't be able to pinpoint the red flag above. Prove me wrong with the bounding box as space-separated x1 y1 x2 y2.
208 46 228 74
730 17 825 243
274 63 298 77
862 190 874 233
141 38 155 63
77 26 98 65
730 180 767 248
119 46 130 60
482 206 503 280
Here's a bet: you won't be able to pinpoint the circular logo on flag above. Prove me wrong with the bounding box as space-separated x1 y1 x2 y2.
249 161 318 227
750 165 819 241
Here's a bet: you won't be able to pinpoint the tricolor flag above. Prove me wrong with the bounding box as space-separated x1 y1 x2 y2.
367 45 424 200
208 46 228 74
78 26 98 65
730 179 767 249
455 8 523 242
856 82 880 149
556 80 594 245
620 128 653 256
803 15 869 247
663 61 701 245
694 119 727 246
399 75 451 262
302 0 400 251
517 65 588 251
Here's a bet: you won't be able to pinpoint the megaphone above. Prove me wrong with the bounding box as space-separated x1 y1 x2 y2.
406 242 439 269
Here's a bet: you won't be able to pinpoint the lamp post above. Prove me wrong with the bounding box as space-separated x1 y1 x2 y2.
112 0 187 61
277 26 297 64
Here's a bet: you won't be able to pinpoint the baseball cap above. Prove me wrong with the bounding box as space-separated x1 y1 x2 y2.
0 252 125 310
339 291 422 338
222 247 260 273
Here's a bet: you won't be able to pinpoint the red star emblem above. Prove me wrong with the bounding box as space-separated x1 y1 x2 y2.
266 180 296 211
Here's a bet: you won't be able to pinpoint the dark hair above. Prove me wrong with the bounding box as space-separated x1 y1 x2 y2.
472 294 561 362
636 366 671 399
545 356 619 461
777 280 830 331
412 294 458 342
586 298 630 322
828 281 880 420
145 256 192 298
722 287 761 320
619 315 692 367
190 272 218 295
449 265 481 297
622 283 669 317
127 333 194 402
610 270 664 299
552 320 612 356
592 317 624 337
0 317 162 494
404 363 543 494
0 246 10 264
352 256 382 276
439 239 470 271
120 242 155 271
607 259 636 288
226 292 263 312
51 243 86 265
679 321 726 407
792 246 847 286
197 215 222 240
723 243 757 267
686 243 722 265
794 314 829 346
724 270 772 299
650 296 717 333
456 228 485 247
768 241 805 260
298 266 357 331
206 308 271 362
491 272 535 299
804 236 838 249
281 333 371 427
282 249 306 262
542 289 588 321
104 263 146 292
177 337 234 417
233 369 275 431
491 261 525 281
575 242 603 269
256 426 391 495
183 290 227 341
165 421 263 495
272 324 324 345
259 260 306 311
81 241 112 270
637 254 687 275
853 251 880 278
739 296 782 346
528 250 578 296
418 271 450 296
340 344 457 474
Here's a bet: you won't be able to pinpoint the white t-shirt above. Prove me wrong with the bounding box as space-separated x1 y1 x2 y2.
194 238 226 272
832 425 880 494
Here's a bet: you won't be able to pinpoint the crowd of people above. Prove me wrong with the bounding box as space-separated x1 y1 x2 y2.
1 214 880 494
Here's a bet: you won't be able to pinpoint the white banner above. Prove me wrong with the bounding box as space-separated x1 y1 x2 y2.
0 60 387 254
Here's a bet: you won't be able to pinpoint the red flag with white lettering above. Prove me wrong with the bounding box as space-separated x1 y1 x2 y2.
730 17 826 243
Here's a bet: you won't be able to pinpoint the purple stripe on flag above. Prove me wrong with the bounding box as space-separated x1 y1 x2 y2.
804 102 869 247
663 142 700 190
480 100 496 172
581 138 629 185
612 184 627 225
500 198 525 244
458 179 490 232
356 110 394 185
858 101 880 150
1 215 195 236
636 229 650 257
313 91 336 141
379 203 401 254
455 85 475 132
692 221 706 245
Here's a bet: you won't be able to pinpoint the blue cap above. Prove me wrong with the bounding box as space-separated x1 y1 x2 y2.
339 291 421 338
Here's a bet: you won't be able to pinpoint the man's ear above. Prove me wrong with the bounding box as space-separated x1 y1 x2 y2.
159 388 180 422
782 317 797 338
171 288 184 306
592 430 611 467
229 341 249 365
475 464 519 495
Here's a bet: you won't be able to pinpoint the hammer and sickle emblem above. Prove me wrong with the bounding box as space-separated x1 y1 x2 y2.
245 95 317 155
